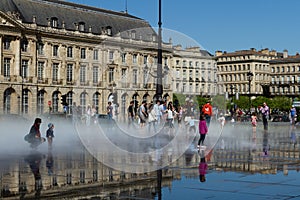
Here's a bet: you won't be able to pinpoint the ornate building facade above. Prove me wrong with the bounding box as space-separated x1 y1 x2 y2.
0 0 175 118
172 45 217 97
215 48 282 98
269 51 300 97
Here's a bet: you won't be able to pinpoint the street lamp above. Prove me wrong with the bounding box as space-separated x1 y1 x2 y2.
247 71 254 112
157 0 163 101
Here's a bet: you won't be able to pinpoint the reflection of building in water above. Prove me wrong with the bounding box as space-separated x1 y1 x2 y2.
1 126 300 198
1 149 173 198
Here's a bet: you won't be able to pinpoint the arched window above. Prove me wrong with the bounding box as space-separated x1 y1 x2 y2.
93 92 100 114
3 88 12 114
80 92 87 115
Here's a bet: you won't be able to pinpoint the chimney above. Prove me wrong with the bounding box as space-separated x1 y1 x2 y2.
215 50 223 56
283 49 288 58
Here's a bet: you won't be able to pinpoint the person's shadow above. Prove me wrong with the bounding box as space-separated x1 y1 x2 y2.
23 151 44 199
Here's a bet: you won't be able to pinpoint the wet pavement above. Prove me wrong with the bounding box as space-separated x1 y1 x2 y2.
0 118 299 199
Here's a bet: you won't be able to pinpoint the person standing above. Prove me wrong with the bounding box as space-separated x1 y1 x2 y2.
260 102 270 130
153 100 162 124
198 114 208 148
147 104 157 132
127 101 135 127
139 101 148 127
290 105 297 125
217 113 226 129
202 101 213 128
251 112 257 138
107 102 113 120
46 123 54 149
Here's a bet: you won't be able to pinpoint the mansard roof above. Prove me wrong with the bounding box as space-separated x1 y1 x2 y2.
269 55 300 64
0 0 155 38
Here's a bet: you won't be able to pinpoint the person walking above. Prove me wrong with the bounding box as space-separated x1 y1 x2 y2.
217 113 226 129
202 101 213 128
260 102 270 130
46 123 54 149
198 114 208 149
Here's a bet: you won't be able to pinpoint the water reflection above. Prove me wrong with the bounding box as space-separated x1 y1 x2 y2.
1 123 300 199
24 151 44 199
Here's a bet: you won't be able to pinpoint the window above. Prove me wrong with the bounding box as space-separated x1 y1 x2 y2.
21 39 28 52
131 30 136 39
109 51 114 61
37 43 44 55
53 45 59 57
3 37 10 50
121 53 126 64
22 90 29 114
108 68 114 82
80 93 87 115
37 91 44 114
51 17 58 28
176 60 179 66
93 49 98 60
52 63 59 81
37 62 44 80
3 58 10 78
81 48 86 59
21 60 28 78
66 64 73 82
93 66 99 84
92 93 100 114
67 47 73 58
133 54 137 64
144 56 147 64
121 68 127 83
4 89 11 114
80 65 86 83
133 69 138 84
52 92 59 113
79 22 85 32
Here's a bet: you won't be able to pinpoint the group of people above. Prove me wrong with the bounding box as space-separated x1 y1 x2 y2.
25 118 55 149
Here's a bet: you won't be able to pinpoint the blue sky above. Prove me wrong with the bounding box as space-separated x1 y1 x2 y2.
69 0 300 55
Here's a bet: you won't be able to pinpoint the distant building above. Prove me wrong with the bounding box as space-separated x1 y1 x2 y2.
0 0 173 118
215 48 282 98
269 50 300 97
172 45 217 98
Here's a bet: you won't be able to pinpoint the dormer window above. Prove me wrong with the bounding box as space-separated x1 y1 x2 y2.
131 30 136 39
106 26 112 36
79 22 85 32
51 17 58 28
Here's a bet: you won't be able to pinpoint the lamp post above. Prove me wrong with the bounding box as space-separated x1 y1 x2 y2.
156 0 163 101
230 85 234 111
247 71 253 112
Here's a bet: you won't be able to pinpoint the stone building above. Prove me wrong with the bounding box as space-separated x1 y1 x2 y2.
215 48 281 98
0 0 173 118
269 51 300 97
172 45 217 97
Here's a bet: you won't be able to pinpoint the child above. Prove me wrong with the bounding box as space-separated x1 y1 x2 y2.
186 115 196 134
46 123 54 149
251 112 257 138
218 113 226 128
198 114 208 148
